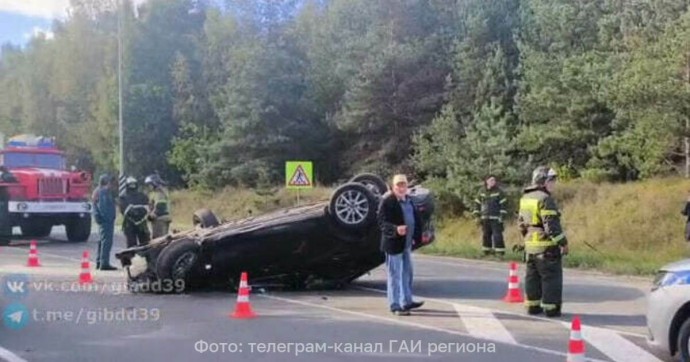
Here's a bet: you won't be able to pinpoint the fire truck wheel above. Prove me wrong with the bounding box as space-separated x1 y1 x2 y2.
66 216 91 242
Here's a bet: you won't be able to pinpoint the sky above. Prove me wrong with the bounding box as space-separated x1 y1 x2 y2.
0 0 71 46
0 0 147 48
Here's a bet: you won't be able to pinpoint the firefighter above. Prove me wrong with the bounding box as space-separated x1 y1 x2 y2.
92 174 117 270
145 173 171 238
118 177 151 248
517 166 569 318
472 175 508 257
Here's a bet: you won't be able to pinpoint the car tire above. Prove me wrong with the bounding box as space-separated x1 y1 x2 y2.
193 208 220 229
155 239 200 294
349 173 388 199
328 182 377 230
65 217 91 242
678 317 690 362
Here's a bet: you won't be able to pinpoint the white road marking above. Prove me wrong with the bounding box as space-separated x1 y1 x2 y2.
0 346 28 362
569 323 664 362
355 285 649 339
259 293 609 362
453 303 517 345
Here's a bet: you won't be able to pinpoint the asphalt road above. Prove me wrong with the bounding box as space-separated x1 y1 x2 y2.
0 227 671 362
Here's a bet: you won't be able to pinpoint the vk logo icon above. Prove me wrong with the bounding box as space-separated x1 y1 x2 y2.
3 303 29 330
3 274 30 300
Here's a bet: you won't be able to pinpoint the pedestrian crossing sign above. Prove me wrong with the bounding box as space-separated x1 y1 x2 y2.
286 161 313 189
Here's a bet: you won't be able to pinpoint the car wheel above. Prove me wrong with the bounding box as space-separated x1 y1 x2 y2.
155 239 199 293
328 182 377 230
678 317 690 362
350 173 388 199
193 208 220 229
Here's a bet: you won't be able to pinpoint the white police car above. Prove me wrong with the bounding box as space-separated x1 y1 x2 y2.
647 258 690 361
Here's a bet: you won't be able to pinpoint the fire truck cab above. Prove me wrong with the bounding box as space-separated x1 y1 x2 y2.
0 134 93 242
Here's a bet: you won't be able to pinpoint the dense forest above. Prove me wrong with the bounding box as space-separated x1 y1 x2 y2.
2 0 690 207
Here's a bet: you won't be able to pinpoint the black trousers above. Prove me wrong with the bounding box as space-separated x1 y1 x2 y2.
525 247 563 312
481 219 505 253
123 222 151 248
685 221 690 241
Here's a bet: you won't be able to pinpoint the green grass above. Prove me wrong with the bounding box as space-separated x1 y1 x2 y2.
164 177 690 276
422 177 690 276
168 186 333 229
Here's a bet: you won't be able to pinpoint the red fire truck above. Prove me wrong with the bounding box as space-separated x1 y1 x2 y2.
0 134 93 242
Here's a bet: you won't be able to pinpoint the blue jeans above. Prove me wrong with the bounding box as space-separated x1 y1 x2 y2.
386 246 413 310
97 221 114 267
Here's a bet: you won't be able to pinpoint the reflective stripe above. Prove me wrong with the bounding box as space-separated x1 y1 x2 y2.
499 198 507 204
552 233 565 243
494 248 505 251
474 199 481 204
540 209 558 217
482 246 492 251
124 204 148 225
490 193 501 197
499 209 508 214
524 300 540 307
541 303 558 311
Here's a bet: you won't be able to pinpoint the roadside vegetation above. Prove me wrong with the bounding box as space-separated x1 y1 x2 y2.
168 177 690 276
4 1 690 275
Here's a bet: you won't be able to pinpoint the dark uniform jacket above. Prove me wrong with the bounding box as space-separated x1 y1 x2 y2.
92 186 116 224
118 190 149 225
517 185 568 254
378 192 422 255
473 187 508 220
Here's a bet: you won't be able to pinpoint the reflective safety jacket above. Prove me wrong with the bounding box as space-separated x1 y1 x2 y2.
472 187 508 220
149 188 170 218
517 185 568 254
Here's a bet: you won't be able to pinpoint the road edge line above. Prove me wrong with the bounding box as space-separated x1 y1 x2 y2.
0 346 28 362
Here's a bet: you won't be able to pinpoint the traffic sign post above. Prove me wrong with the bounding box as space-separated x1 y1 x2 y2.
286 161 313 206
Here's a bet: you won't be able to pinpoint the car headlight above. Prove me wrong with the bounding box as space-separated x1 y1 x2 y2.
652 270 690 291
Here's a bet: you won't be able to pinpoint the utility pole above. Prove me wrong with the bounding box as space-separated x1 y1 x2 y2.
683 52 690 178
117 0 124 178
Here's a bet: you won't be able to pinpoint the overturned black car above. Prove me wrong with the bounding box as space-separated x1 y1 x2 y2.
114 174 435 293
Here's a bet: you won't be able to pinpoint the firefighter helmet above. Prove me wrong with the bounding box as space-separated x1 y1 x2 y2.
531 166 558 185
144 173 165 188
125 176 138 189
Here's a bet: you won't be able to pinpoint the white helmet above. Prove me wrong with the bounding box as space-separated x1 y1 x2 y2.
125 176 138 188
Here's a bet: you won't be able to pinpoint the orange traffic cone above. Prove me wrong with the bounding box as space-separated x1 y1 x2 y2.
27 240 41 267
78 251 93 284
503 262 524 303
567 316 586 362
230 272 256 319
